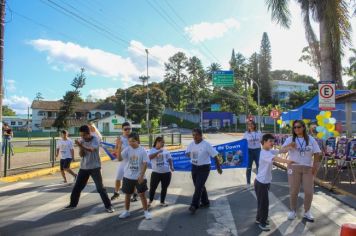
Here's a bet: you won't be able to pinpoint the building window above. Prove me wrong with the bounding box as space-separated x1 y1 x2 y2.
18 122 23 126
104 112 111 117
95 112 102 119
11 121 16 126
38 111 45 116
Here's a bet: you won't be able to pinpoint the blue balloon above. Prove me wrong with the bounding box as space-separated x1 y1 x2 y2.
316 126 324 132
320 111 326 116
329 132 334 137
324 118 329 124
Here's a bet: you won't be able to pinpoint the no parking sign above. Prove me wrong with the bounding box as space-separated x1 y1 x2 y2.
318 82 335 111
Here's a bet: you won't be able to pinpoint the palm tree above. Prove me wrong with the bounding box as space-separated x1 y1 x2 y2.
265 0 352 88
344 48 356 89
206 62 222 83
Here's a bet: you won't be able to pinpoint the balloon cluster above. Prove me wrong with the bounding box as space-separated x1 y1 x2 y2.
316 111 339 140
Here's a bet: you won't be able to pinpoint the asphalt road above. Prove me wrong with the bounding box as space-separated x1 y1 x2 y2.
0 134 355 236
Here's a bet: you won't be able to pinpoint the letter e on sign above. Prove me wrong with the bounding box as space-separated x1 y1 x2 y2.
318 82 335 111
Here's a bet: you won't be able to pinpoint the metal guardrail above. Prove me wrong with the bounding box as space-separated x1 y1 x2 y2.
1 133 181 177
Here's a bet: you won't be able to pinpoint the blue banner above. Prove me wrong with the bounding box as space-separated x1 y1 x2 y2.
101 139 249 171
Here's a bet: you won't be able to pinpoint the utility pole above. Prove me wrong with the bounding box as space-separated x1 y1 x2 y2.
145 49 150 136
124 90 127 121
0 0 5 150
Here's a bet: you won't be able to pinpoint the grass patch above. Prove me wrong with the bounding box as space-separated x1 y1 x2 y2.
12 147 48 153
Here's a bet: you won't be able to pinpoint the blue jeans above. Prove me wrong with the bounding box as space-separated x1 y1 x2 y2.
246 148 261 184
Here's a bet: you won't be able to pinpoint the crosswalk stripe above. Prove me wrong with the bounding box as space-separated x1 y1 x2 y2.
207 190 238 236
0 182 32 193
13 185 96 222
138 188 182 231
70 205 107 227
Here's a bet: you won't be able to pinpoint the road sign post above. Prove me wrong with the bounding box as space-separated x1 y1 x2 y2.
212 71 234 87
318 82 335 111
270 109 281 134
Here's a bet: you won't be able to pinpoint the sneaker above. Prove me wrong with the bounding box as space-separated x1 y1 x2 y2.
131 193 138 202
160 202 168 207
64 205 76 210
199 202 210 208
258 223 271 231
111 192 120 201
288 211 297 220
303 211 314 222
255 219 270 225
119 211 130 219
144 211 152 220
189 206 196 215
105 206 115 213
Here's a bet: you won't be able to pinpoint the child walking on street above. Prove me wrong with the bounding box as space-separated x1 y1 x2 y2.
56 130 77 183
118 132 152 220
254 134 294 231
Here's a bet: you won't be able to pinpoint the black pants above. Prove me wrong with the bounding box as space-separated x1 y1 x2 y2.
246 148 261 184
191 164 210 208
70 168 111 209
254 179 270 224
149 172 172 203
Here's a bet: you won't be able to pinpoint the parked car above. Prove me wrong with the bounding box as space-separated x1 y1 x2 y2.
168 123 178 128
204 126 218 133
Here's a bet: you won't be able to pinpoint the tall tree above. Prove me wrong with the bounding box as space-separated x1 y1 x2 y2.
259 32 272 105
248 52 259 101
265 0 352 88
2 105 15 116
343 48 356 89
35 92 44 101
53 68 86 130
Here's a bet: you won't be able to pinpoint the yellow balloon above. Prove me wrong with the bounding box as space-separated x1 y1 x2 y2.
277 119 282 125
318 120 324 127
325 111 331 118
333 131 340 137
326 123 334 131
316 115 323 120
303 119 310 124
317 132 324 139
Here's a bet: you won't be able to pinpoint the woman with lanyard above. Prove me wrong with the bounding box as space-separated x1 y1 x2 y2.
243 121 262 187
185 128 222 214
280 120 321 222
148 137 174 207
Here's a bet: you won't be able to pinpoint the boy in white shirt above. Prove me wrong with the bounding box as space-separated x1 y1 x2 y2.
118 132 152 220
56 130 77 183
254 133 294 231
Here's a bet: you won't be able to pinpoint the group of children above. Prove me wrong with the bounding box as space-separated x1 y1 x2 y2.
55 120 318 232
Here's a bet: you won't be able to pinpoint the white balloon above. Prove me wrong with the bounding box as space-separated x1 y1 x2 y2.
329 118 336 124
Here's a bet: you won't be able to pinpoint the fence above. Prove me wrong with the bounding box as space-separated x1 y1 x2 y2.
0 133 181 177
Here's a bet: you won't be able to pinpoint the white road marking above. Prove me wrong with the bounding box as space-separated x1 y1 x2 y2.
0 182 32 193
207 190 238 236
138 188 182 231
13 185 96 222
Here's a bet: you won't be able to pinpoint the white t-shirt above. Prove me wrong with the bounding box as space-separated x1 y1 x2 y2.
243 131 262 149
56 139 73 159
185 140 218 166
121 145 149 180
256 149 277 184
148 148 172 173
118 135 130 165
282 135 321 167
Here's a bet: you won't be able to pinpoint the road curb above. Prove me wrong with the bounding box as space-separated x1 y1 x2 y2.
273 162 356 199
0 146 183 183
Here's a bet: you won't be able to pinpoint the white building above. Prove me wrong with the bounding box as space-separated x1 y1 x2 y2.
31 100 115 133
91 114 141 133
272 80 313 101
3 115 31 131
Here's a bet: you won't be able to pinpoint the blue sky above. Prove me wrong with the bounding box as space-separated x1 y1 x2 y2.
4 0 356 114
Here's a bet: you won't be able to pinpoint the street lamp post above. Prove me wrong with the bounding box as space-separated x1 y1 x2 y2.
250 79 261 131
145 49 150 137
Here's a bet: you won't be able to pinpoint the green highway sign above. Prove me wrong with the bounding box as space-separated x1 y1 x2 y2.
212 70 234 87
111 119 118 124
211 104 221 111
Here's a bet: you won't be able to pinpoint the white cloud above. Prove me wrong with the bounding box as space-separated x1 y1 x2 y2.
185 18 241 43
5 79 16 92
4 95 32 114
88 88 117 100
29 39 140 84
29 39 197 87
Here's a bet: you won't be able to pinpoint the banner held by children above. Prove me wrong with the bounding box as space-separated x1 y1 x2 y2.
101 139 248 171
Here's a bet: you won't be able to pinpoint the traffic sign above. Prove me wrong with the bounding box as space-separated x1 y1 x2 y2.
318 82 335 110
212 70 234 87
270 109 281 119
111 119 118 124
211 104 221 111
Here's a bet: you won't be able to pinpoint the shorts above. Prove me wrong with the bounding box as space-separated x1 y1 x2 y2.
60 159 72 170
122 177 148 194
115 162 126 181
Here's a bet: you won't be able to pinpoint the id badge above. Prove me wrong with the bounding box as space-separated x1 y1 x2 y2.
300 151 305 157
